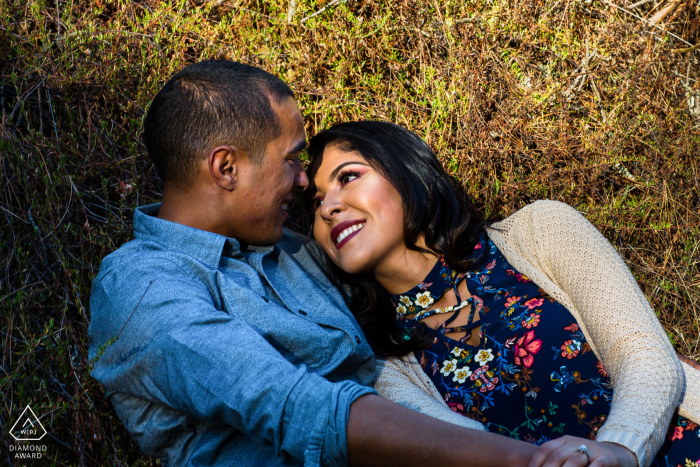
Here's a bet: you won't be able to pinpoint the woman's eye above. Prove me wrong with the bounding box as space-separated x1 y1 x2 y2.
340 172 360 184
313 198 324 210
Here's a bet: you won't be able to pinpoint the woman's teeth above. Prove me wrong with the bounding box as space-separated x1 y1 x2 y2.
336 223 365 244
281 203 289 212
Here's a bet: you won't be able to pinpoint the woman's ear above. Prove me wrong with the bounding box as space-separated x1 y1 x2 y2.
208 145 240 191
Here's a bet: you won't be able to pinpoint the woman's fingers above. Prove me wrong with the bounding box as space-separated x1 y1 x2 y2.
528 437 568 467
530 436 589 467
561 450 591 467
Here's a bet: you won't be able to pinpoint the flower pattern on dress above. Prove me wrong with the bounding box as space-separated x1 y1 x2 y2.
514 330 543 368
395 236 698 464
524 298 544 309
475 349 495 366
453 367 473 383
440 359 457 376
522 313 541 329
415 291 434 309
560 340 581 359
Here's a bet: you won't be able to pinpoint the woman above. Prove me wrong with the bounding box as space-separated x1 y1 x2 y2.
306 121 700 467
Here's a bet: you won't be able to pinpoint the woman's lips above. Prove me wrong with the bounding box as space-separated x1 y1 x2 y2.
331 219 366 250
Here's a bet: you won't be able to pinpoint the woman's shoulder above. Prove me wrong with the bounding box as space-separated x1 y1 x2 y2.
489 200 588 233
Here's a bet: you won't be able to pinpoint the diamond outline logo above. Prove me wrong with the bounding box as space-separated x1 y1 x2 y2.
9 405 47 441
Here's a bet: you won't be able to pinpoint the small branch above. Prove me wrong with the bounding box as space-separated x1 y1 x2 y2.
672 43 700 53
287 0 297 23
455 16 480 24
300 0 346 24
563 51 596 102
627 0 654 9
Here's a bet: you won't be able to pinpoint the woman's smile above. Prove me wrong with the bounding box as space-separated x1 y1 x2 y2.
331 219 366 249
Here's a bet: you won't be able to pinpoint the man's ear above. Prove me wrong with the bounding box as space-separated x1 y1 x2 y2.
208 145 242 191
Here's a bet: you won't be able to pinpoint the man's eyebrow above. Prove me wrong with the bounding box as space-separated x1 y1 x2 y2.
329 161 369 181
288 139 307 156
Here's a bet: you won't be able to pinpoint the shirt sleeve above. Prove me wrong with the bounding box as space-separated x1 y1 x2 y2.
88 260 376 467
509 201 683 467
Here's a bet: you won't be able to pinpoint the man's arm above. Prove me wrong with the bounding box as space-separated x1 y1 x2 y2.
89 265 373 466
347 394 537 467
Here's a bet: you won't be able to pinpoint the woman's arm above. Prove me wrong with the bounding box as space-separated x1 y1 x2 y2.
374 355 487 431
488 200 684 467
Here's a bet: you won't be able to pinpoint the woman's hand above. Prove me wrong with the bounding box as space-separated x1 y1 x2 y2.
528 436 638 467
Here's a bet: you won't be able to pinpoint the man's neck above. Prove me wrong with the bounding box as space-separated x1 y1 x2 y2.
157 187 230 238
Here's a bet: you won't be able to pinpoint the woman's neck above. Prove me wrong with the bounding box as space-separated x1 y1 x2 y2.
373 245 441 295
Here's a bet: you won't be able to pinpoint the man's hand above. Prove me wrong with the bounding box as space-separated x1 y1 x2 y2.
677 352 700 371
528 436 638 467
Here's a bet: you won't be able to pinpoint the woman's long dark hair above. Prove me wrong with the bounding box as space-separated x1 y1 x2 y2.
307 121 499 358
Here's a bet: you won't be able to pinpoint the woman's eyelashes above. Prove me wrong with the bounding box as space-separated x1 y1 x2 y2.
337 169 362 185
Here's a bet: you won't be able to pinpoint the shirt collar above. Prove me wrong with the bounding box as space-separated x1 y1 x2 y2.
133 203 238 267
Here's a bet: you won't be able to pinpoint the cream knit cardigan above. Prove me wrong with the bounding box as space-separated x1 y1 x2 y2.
374 200 700 467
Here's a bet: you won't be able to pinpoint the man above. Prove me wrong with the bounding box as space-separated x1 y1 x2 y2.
88 60 542 466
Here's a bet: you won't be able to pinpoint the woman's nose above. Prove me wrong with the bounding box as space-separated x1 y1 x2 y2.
320 193 345 220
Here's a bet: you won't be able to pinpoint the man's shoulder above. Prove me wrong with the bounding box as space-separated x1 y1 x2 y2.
94 237 189 288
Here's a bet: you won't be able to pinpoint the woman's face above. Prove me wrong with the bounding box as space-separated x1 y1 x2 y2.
310 145 406 275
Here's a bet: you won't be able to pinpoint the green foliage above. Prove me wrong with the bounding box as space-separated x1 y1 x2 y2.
1 0 699 464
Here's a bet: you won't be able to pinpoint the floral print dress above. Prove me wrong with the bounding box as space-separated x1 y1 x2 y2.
392 237 700 467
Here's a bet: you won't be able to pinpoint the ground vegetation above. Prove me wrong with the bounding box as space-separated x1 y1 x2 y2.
1 0 700 464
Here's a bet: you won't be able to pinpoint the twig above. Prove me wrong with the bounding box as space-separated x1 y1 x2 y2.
563 51 596 102
0 281 45 304
287 0 297 23
672 43 700 53
627 0 654 9
300 0 346 24
455 16 480 24
592 81 608 123
600 0 692 47
0 205 29 224
46 88 60 152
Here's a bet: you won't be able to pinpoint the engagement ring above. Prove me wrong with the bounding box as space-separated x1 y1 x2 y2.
577 445 590 464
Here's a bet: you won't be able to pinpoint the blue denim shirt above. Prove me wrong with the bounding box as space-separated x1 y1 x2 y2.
88 204 377 466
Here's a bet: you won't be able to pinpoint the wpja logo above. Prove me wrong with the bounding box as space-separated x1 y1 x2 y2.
8 405 48 460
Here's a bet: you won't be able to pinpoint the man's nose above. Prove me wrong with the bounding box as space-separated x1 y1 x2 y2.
293 161 309 192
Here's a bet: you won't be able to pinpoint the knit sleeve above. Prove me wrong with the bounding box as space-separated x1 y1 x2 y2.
679 360 700 423
516 200 684 467
374 355 487 432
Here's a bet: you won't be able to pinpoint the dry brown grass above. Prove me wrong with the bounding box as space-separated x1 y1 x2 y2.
1 0 700 464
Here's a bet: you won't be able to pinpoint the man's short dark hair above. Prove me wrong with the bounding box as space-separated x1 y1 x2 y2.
143 60 294 190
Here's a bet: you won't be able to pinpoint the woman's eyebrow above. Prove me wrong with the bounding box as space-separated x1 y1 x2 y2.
329 161 369 181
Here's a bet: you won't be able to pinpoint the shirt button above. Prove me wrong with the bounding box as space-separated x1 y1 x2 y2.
298 309 307 315
355 335 361 344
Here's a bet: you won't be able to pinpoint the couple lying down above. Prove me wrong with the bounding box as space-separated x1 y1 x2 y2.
88 60 700 467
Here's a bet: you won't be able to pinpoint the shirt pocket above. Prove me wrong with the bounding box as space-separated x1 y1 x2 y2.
221 290 335 371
